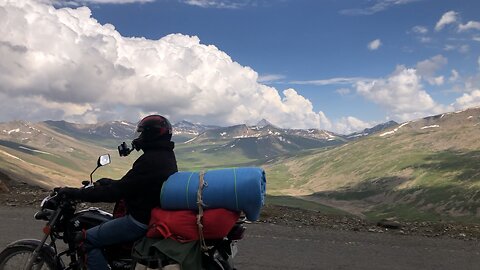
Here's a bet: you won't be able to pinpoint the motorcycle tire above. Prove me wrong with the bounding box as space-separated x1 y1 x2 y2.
0 245 56 270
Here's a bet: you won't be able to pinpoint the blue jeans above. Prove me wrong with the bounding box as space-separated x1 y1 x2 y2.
85 215 147 270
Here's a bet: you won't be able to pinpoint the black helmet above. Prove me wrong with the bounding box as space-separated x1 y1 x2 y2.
132 115 172 150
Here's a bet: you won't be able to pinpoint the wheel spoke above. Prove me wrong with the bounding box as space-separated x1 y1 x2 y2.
0 248 53 270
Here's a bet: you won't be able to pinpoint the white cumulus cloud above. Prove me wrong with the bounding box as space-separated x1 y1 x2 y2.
0 0 329 129
458 21 480 32
355 65 449 121
333 116 372 135
368 39 382 50
415 55 448 85
435 10 458 31
453 90 480 110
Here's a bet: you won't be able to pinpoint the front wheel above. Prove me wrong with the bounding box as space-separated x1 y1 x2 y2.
0 245 56 270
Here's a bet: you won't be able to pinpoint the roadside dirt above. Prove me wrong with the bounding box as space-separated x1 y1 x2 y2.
1 180 480 242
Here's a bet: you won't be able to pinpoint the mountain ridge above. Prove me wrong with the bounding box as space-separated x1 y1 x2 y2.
1 107 480 222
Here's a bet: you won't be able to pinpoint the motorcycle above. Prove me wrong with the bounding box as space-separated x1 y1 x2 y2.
0 154 246 270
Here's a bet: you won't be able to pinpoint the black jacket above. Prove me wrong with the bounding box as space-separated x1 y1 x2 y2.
79 141 178 224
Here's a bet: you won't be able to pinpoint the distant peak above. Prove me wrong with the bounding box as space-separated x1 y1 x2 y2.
256 119 276 128
174 120 203 128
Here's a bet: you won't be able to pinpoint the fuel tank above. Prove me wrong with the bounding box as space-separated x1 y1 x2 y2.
71 208 113 230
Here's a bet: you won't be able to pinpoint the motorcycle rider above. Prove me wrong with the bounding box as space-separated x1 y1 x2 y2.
57 114 178 270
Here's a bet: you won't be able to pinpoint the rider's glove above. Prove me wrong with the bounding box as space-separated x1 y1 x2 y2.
55 187 82 200
94 178 114 187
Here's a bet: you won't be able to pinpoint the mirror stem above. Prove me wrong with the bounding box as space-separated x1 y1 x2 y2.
90 165 99 185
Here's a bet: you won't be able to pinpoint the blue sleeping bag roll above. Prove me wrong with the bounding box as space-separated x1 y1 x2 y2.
160 167 266 221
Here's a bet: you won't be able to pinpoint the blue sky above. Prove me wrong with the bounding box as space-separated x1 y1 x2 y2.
1 0 479 133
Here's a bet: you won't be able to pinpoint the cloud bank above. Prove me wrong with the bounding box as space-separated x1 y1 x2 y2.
355 65 449 121
0 0 334 130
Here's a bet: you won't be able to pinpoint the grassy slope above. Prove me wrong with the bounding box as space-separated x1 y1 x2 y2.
174 141 260 170
0 122 138 188
265 116 480 222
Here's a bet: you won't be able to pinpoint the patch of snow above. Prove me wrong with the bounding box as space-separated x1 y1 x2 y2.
110 130 119 138
440 114 445 118
184 137 197 143
220 132 227 136
174 131 199 135
398 122 409 129
230 144 235 148
379 130 396 137
325 132 336 139
380 122 410 137
421 125 439 129
467 116 473 119
18 146 53 155
233 134 261 139
347 133 367 139
7 128 20 134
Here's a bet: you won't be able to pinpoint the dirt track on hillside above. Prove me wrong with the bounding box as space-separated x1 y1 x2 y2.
1 206 480 270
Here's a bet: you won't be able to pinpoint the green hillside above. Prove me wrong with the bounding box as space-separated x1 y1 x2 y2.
0 122 137 188
266 108 480 222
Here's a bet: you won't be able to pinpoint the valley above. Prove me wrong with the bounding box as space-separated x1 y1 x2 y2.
0 107 479 223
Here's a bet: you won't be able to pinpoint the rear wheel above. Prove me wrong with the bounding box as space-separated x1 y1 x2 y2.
0 246 56 270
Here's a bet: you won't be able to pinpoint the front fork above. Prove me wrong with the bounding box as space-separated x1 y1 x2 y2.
25 209 62 270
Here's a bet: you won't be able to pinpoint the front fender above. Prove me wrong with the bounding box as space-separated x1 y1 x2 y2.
4 239 58 262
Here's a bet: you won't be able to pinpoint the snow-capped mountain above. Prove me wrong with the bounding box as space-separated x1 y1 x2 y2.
44 120 136 142
346 120 398 139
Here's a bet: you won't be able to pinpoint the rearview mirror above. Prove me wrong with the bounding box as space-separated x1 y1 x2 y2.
98 154 111 167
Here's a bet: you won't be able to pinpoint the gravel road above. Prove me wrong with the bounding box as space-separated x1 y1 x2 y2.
1 206 479 270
